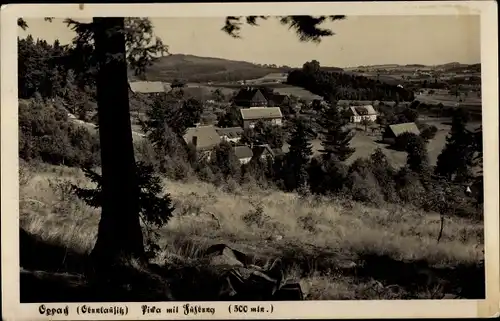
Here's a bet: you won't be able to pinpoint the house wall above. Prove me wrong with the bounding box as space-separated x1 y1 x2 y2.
350 116 362 123
220 135 241 143
350 115 377 123
244 117 283 129
239 157 252 164
272 118 283 126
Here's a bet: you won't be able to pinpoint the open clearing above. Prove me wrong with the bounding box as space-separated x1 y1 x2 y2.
283 121 459 168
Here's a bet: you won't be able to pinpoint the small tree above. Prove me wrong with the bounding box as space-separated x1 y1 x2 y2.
394 132 419 151
360 117 373 132
211 141 241 180
435 108 475 182
420 124 438 142
317 102 355 162
405 134 429 174
282 118 314 191
212 88 225 103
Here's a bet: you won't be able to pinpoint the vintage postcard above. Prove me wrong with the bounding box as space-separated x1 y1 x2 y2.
1 1 499 320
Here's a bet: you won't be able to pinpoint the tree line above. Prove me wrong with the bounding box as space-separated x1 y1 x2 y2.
287 60 415 102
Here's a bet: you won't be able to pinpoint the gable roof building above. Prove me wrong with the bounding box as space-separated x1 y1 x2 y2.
233 145 254 164
216 127 244 143
183 125 221 150
251 144 276 161
240 107 283 129
129 81 169 94
233 88 268 107
383 122 421 143
240 107 283 121
346 105 378 123
348 105 378 116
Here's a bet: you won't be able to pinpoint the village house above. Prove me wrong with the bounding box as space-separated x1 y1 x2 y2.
337 100 376 107
215 127 244 144
251 144 277 162
382 122 421 145
233 145 254 164
268 94 290 107
240 107 283 129
346 105 378 123
183 125 221 160
129 81 169 95
233 87 268 108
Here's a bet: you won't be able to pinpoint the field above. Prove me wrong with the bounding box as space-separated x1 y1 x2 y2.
20 163 484 302
282 119 482 168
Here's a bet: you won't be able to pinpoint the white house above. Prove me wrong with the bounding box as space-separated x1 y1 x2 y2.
346 105 378 123
240 107 283 129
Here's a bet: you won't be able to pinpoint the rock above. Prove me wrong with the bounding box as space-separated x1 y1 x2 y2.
204 244 250 268
442 293 460 299
273 283 304 300
337 261 357 269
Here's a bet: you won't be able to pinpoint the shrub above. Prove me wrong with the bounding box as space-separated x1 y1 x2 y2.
346 158 384 206
19 99 100 168
420 124 438 141
73 161 175 258
393 132 419 151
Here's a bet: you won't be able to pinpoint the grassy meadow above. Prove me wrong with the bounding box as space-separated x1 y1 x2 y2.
20 161 484 302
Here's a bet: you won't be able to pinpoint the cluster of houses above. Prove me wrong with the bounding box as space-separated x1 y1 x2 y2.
184 87 293 164
129 80 423 165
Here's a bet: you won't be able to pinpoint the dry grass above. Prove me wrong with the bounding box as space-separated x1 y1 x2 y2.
19 163 485 300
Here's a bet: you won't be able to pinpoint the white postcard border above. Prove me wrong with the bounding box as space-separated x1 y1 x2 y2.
1 1 498 320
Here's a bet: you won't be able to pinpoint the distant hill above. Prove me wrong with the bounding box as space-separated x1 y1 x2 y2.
129 54 289 83
345 62 480 73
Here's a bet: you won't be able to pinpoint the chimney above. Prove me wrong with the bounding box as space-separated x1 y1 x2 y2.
192 136 198 147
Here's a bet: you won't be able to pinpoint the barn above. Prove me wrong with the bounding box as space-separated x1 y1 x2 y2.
382 122 421 145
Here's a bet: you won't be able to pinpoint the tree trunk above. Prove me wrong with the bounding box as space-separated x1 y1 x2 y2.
91 18 145 266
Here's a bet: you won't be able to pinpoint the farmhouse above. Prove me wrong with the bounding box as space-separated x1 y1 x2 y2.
129 81 169 95
346 105 378 123
240 107 283 129
272 87 323 106
251 144 276 162
215 127 244 144
183 126 221 158
337 100 376 107
269 94 290 106
382 122 421 144
233 145 254 164
233 87 268 107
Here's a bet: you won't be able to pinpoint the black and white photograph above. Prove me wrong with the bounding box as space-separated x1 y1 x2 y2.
2 1 499 319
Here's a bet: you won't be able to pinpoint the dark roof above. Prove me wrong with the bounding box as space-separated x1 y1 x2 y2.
215 127 244 139
252 144 275 159
270 94 289 105
233 88 268 104
233 145 254 159
387 122 421 137
349 105 378 116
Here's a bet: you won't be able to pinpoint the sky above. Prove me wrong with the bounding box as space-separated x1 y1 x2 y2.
19 15 481 68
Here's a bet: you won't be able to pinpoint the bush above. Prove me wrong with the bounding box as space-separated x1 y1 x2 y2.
419 124 438 141
393 132 419 151
346 158 384 206
19 99 100 168
73 162 175 258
